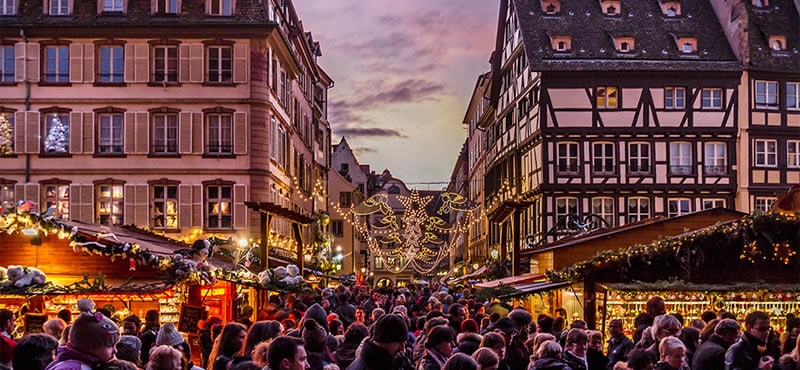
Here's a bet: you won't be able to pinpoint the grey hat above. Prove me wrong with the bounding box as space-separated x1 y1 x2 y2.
116 335 142 363
155 322 184 347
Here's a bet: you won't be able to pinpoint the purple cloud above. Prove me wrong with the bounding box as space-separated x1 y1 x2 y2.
335 127 408 139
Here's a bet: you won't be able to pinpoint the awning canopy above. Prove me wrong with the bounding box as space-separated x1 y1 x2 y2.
475 273 549 288
499 280 572 298
450 266 489 284
245 201 315 224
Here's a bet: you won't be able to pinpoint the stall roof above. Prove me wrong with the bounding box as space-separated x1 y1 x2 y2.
450 266 488 284
245 201 315 224
499 280 572 298
476 273 548 288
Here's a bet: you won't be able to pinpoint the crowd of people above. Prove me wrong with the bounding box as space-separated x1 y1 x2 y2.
0 284 796 370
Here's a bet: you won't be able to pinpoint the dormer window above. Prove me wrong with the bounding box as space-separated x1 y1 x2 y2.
621 42 630 51
606 5 616 14
667 7 676 16
612 36 635 53
600 0 620 15
542 0 560 14
659 1 681 17
550 35 572 52
675 37 697 54
769 35 786 51
683 43 692 53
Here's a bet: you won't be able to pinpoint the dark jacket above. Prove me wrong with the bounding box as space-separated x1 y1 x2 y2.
779 354 800 370
139 326 159 365
693 334 732 370
456 332 482 356
563 351 588 370
655 361 680 370
336 303 357 328
508 332 533 370
417 348 448 370
531 357 573 370
347 338 401 370
606 335 634 370
725 332 767 370
588 348 609 370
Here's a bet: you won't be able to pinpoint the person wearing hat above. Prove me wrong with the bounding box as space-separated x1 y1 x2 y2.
347 314 409 370
155 322 201 369
115 335 142 366
46 312 120 370
419 325 456 370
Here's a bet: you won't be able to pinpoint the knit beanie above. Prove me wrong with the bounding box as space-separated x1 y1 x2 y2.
302 319 328 352
425 325 456 348
116 335 142 363
155 322 184 347
372 314 408 344
69 312 120 352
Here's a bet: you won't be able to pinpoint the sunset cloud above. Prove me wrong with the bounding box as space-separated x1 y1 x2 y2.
336 127 408 139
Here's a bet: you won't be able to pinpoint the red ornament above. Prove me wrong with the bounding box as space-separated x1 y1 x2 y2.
129 257 136 271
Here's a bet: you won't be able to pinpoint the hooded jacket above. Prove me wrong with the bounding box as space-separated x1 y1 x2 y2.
456 332 482 356
45 346 102 370
288 303 339 353
530 357 573 370
348 338 401 370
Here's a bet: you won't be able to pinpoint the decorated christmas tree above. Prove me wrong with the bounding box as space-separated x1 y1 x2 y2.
0 114 12 156
45 114 68 153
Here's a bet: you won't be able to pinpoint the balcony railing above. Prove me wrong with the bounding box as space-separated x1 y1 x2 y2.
97 145 124 153
152 144 178 153
704 165 728 176
670 165 692 175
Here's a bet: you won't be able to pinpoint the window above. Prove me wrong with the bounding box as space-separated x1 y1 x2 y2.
597 87 618 108
628 143 651 174
0 0 14 15
103 0 123 12
152 113 177 153
668 199 691 217
332 220 344 237
555 197 578 228
153 185 178 229
754 139 777 167
98 46 124 83
339 192 352 208
670 142 692 175
97 184 123 225
682 43 692 53
207 46 232 82
755 80 778 108
702 199 725 210
704 142 727 175
627 197 650 223
374 256 383 269
208 0 231 15
620 42 629 52
557 41 566 51
605 5 616 14
44 46 69 82
49 0 68 14
206 184 232 229
701 88 722 109
754 197 776 213
155 0 177 13
207 113 232 154
788 82 800 110
667 7 676 16
592 197 614 227
43 113 69 154
593 142 615 174
0 113 11 155
789 140 800 168
664 87 685 109
97 113 124 154
0 184 13 212
270 118 287 167
774 40 784 51
0 46 13 82
153 45 178 82
557 142 579 174
43 183 69 220
340 163 349 174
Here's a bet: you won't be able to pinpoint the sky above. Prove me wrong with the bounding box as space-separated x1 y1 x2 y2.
297 0 499 188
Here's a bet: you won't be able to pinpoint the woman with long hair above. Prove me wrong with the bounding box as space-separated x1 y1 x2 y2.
238 320 282 359
208 322 247 370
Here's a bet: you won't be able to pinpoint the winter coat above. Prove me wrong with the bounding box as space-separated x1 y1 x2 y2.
725 332 767 370
606 335 634 370
587 348 609 370
779 354 800 370
456 332 482 356
563 351 588 370
693 334 731 370
45 346 104 370
348 338 405 370
530 357 573 370
417 348 448 370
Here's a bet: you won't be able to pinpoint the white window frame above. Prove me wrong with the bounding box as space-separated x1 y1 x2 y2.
788 140 800 168
555 197 578 229
702 199 726 210
99 46 124 83
0 46 13 82
597 86 618 109
755 80 779 109
701 88 722 109
557 142 579 174
627 197 650 223
754 197 776 213
664 87 685 109
628 142 651 174
207 113 232 154
152 184 178 229
152 45 178 82
670 142 692 175
0 184 13 212
682 43 692 53
787 82 800 110
49 0 68 14
704 142 727 175
152 113 177 153
206 184 232 229
98 113 124 154
592 142 615 174
668 198 691 217
43 183 69 220
754 139 778 167
43 112 70 153
207 46 232 83
103 0 123 12
0 0 14 15
97 184 124 225
591 197 614 227
155 0 177 13
208 0 231 15
44 46 69 82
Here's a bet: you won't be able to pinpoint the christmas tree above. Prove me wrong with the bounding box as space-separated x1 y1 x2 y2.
0 114 12 156
45 114 68 153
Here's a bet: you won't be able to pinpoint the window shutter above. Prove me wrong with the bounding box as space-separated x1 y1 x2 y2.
69 112 83 154
135 112 149 154
26 112 40 154
80 184 94 223
83 44 95 83
189 43 204 83
191 112 203 154
69 43 84 83
69 184 81 221
135 43 149 82
233 184 247 229
124 43 135 83
14 112 25 153
124 184 135 225
26 43 39 83
82 112 95 154
14 42 26 82
192 184 202 227
178 184 193 229
178 112 192 154
124 184 149 227
233 43 248 83
150 0 156 13
233 111 247 155
124 112 136 153
179 43 190 82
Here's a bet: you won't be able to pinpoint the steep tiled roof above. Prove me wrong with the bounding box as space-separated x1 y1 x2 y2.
513 0 740 71
745 1 800 72
2 0 272 28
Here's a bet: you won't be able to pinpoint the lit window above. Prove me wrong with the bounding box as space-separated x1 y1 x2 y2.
665 87 685 109
206 184 232 229
97 184 124 225
0 184 13 212
98 113 124 154
668 199 691 217
153 185 178 229
627 197 650 223
704 142 727 175
773 40 783 51
755 80 778 108
597 86 618 108
98 46 124 83
43 113 70 154
670 142 692 175
43 183 69 220
754 139 777 167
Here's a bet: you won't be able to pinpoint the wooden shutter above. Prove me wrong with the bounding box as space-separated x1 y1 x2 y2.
25 112 40 154
14 112 25 153
179 44 190 82
178 184 193 229
26 43 39 83
14 42 26 82
192 184 202 227
80 184 94 222
189 43 204 83
82 112 94 154
233 111 247 155
191 112 203 154
69 43 84 83
83 44 95 83
178 112 192 154
15 184 40 211
69 112 83 154
124 184 149 227
135 112 149 154
124 44 135 83
233 43 248 84
69 184 81 221
124 112 135 154
136 43 149 82
233 184 247 229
